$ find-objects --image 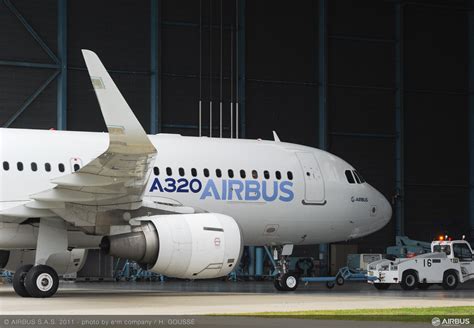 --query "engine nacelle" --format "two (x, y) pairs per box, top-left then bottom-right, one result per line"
(0, 249), (88, 275)
(101, 213), (243, 279)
